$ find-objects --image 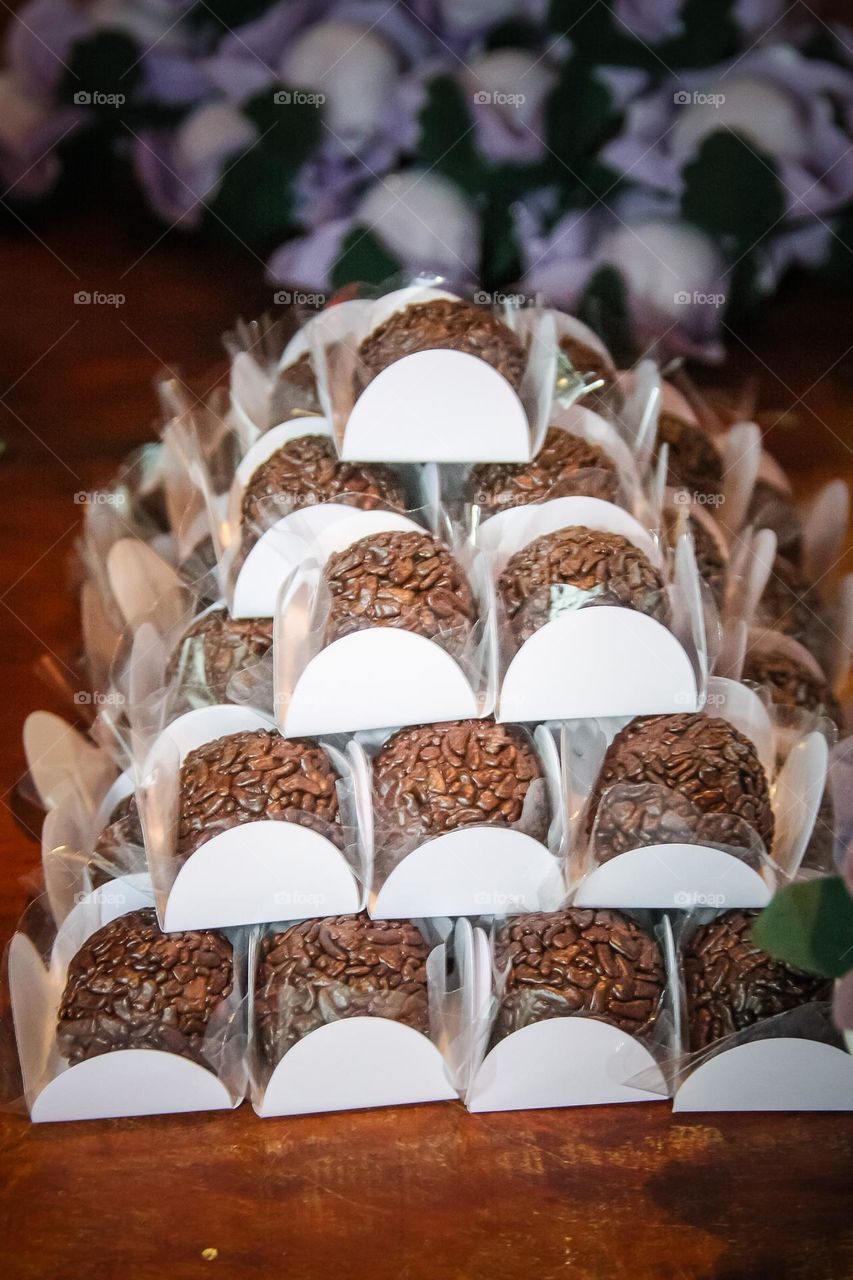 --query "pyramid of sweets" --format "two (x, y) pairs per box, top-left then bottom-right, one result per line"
(8, 283), (853, 1123)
